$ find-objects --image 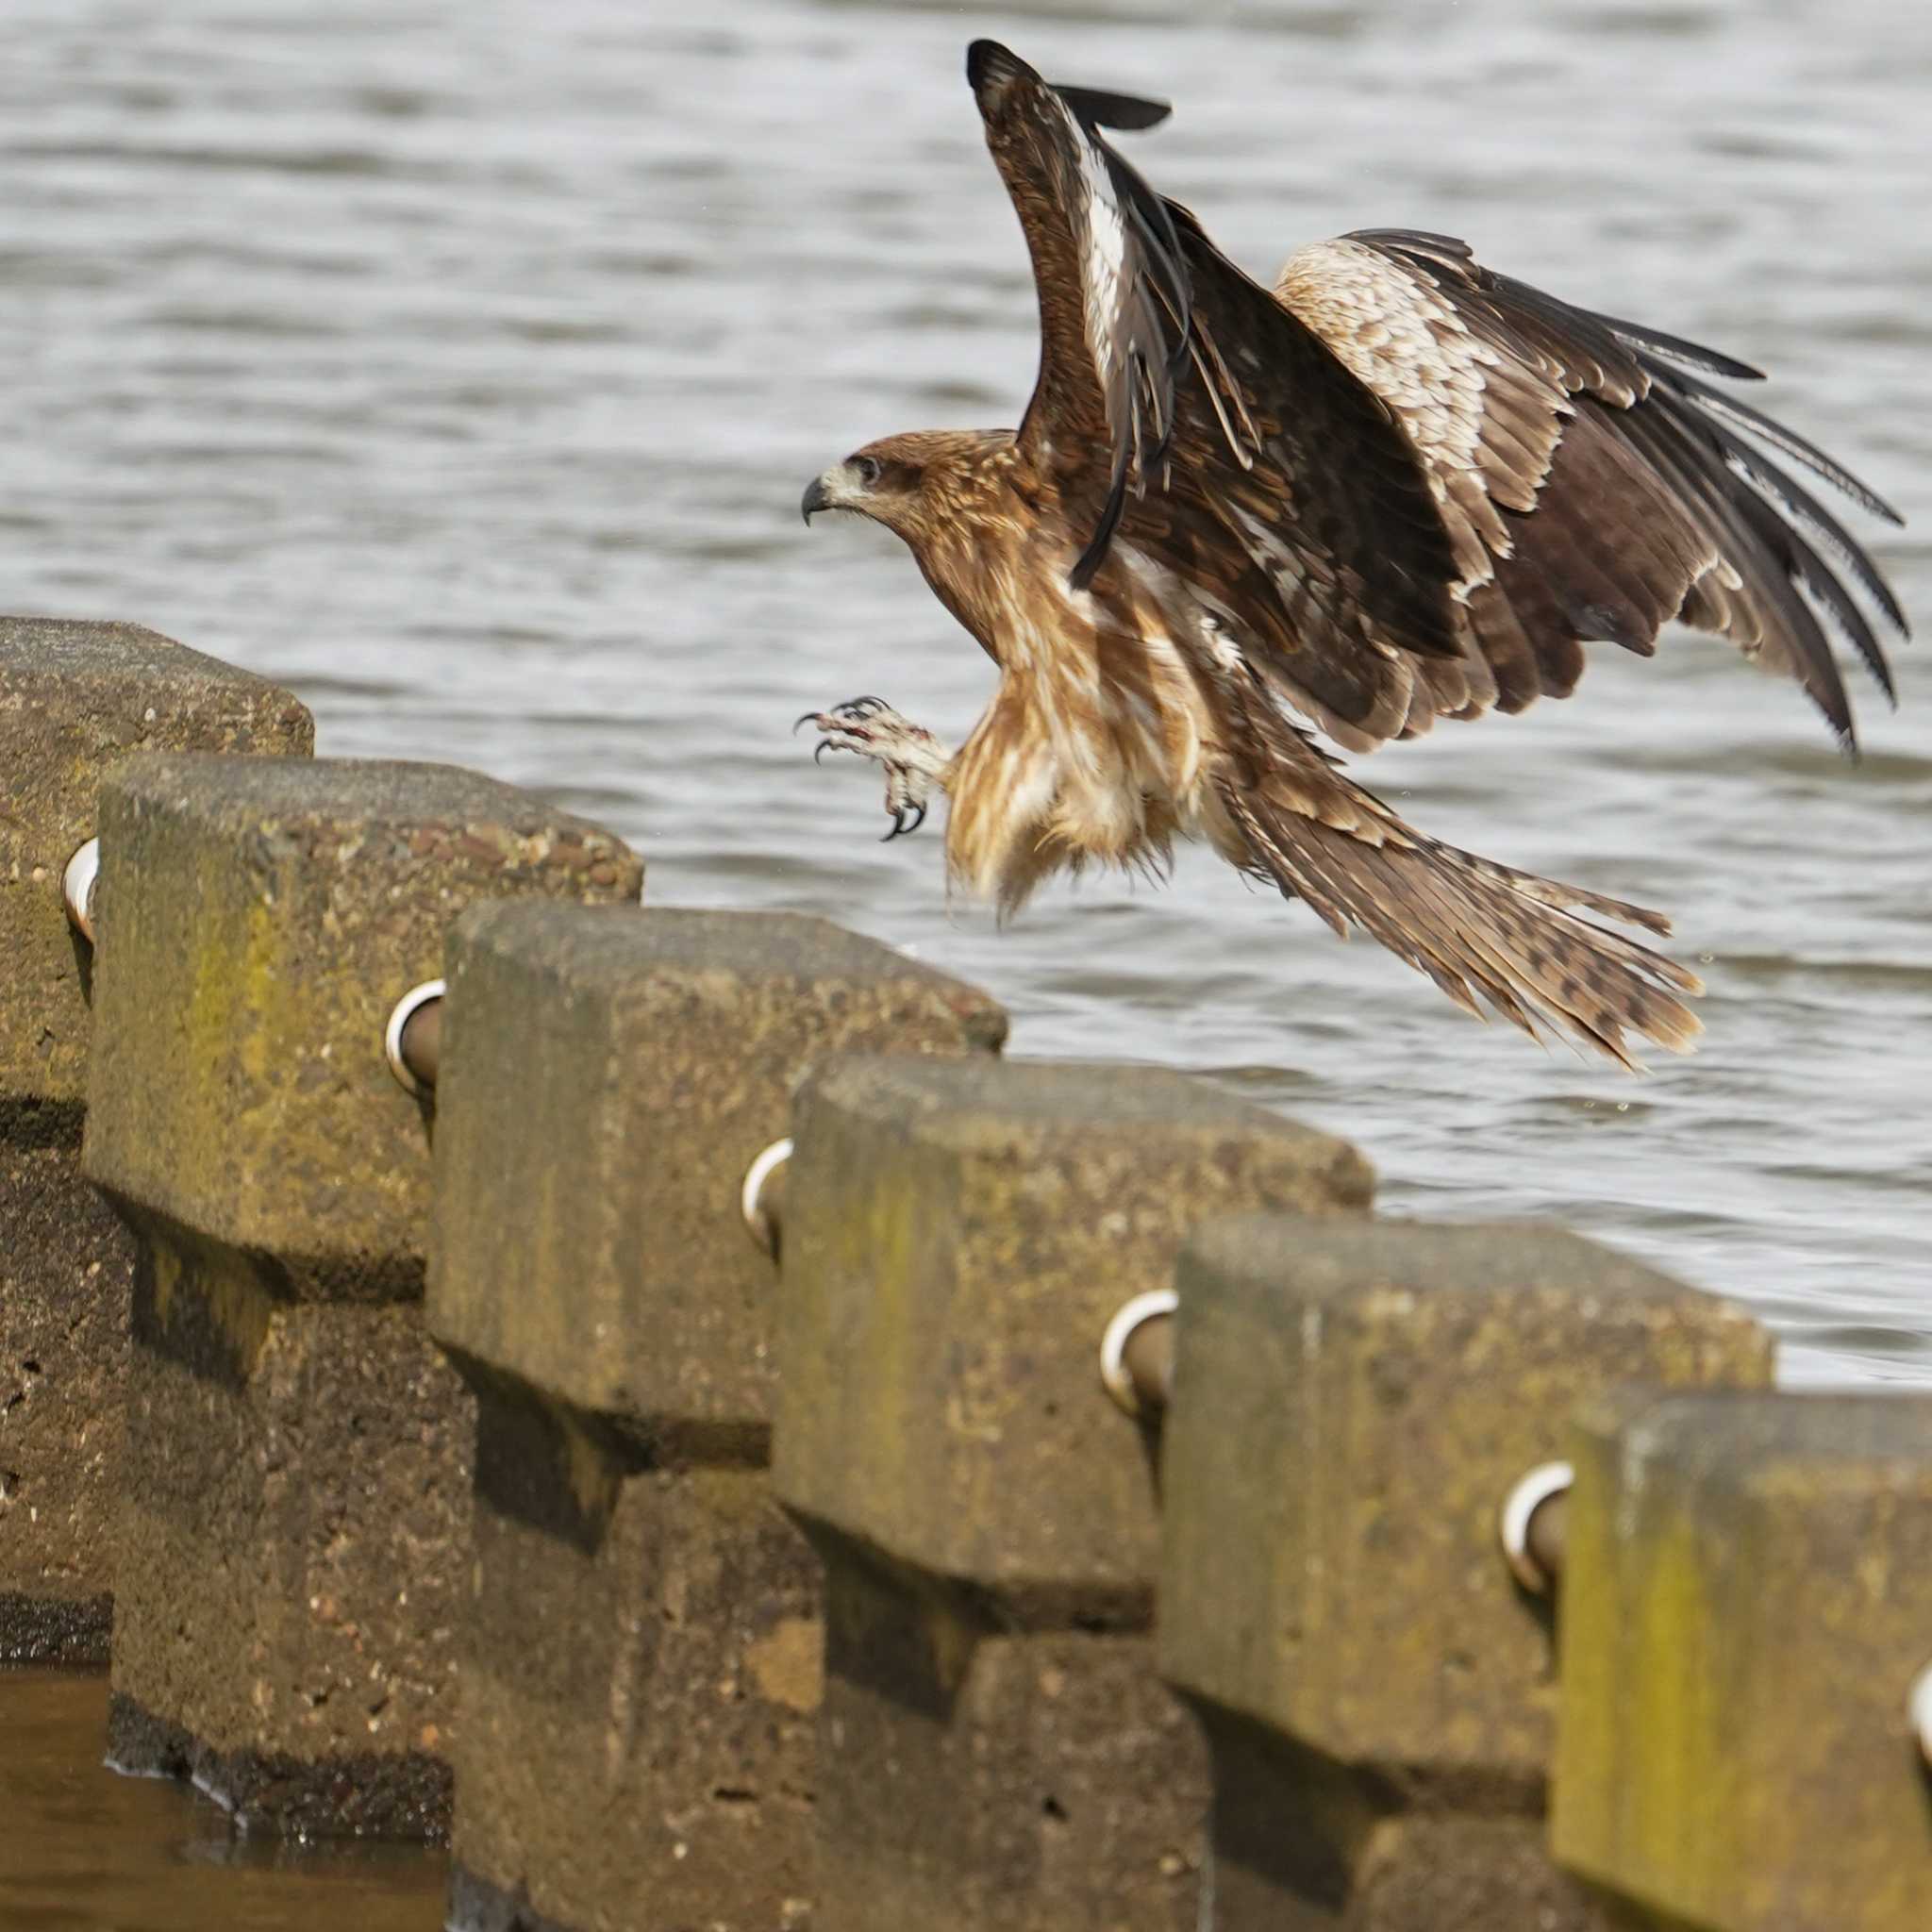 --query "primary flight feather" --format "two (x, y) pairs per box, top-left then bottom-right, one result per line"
(799, 39), (1906, 1070)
